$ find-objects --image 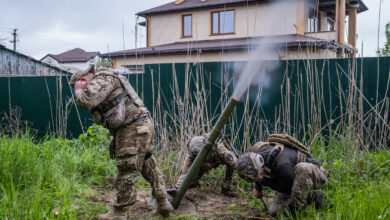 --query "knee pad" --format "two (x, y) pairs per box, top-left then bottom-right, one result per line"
(116, 155), (139, 172)
(116, 173), (140, 186)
